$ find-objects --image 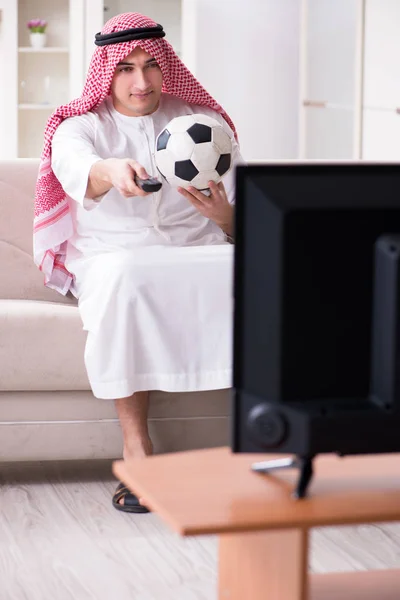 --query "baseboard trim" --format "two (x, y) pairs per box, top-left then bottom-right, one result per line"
(0, 416), (230, 462)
